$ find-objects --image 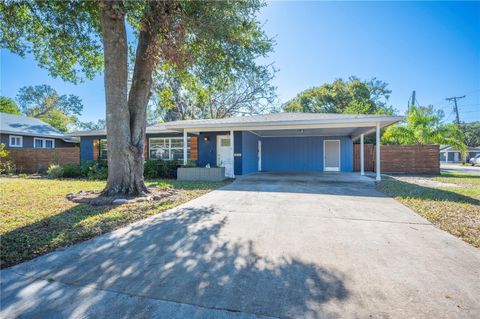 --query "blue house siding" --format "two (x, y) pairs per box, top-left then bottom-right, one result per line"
(79, 131), (354, 174)
(234, 131), (242, 176)
(80, 136), (95, 162)
(260, 136), (353, 172)
(197, 131), (243, 175)
(241, 131), (259, 175)
(198, 131), (225, 168)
